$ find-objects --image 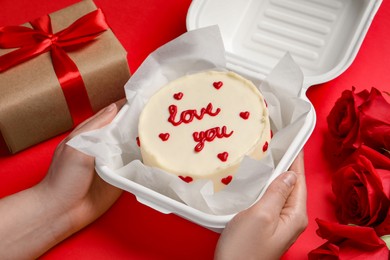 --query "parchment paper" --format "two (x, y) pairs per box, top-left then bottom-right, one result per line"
(68, 26), (311, 215)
